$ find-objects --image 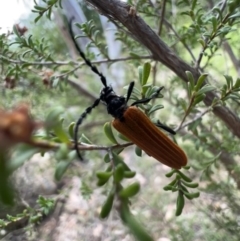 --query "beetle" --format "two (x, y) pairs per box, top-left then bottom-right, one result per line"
(69, 20), (187, 169)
